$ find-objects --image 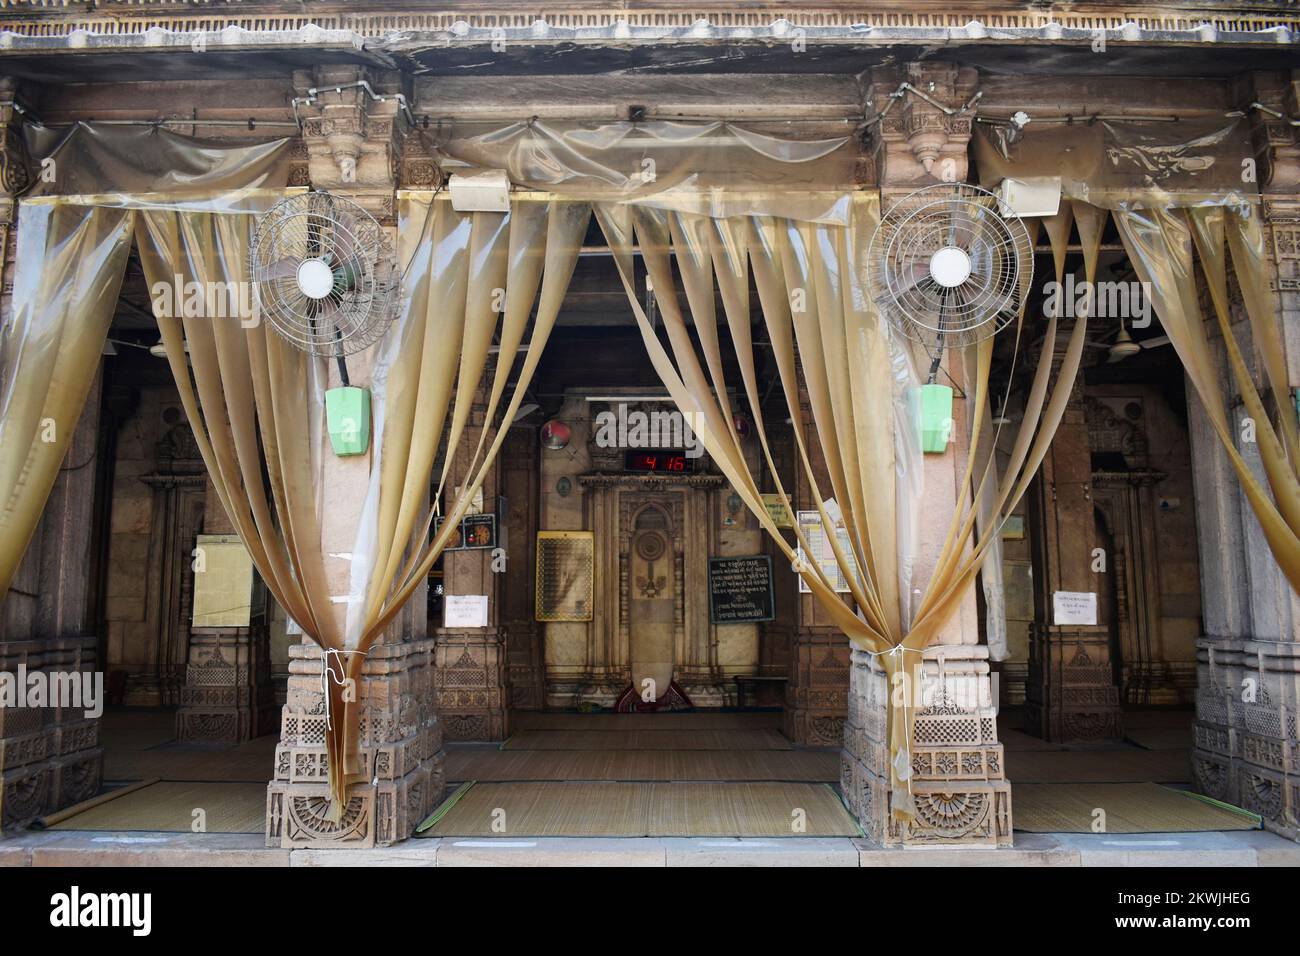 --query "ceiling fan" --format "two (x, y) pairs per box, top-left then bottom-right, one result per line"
(1084, 320), (1172, 363)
